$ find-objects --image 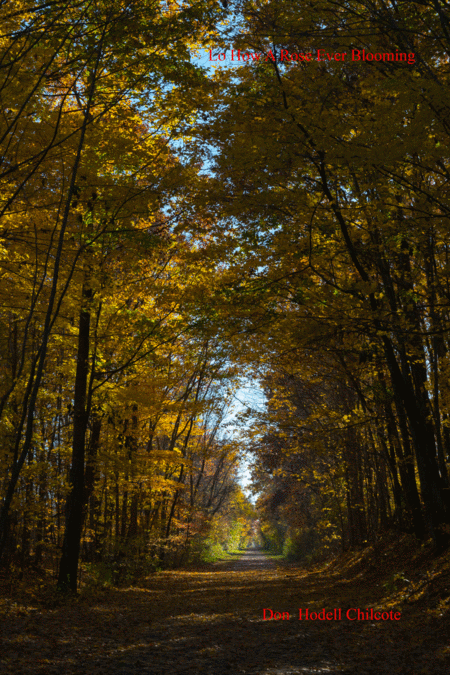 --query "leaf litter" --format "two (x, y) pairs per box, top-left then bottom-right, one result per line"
(1, 540), (450, 675)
